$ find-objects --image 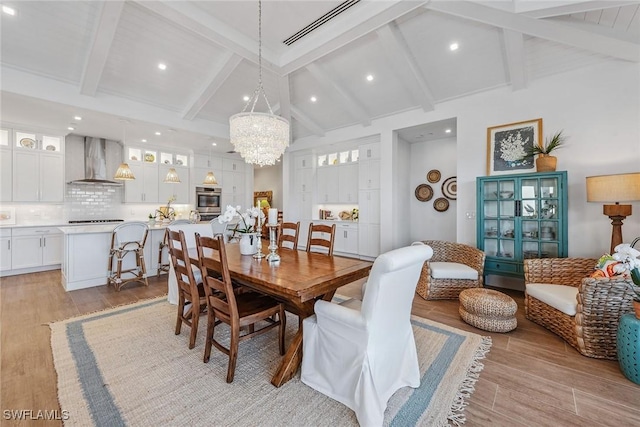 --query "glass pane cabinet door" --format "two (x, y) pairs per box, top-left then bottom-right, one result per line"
(477, 171), (567, 279)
